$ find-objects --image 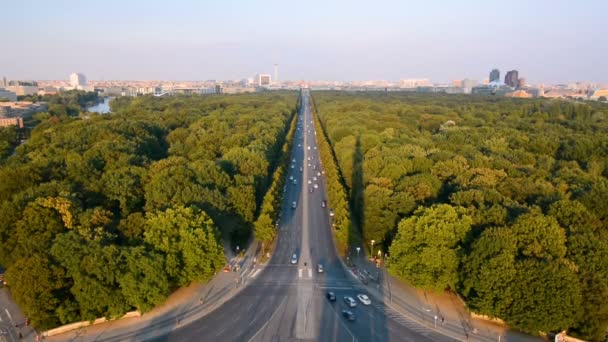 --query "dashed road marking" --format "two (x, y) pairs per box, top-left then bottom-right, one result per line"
(4, 309), (11, 322)
(298, 269), (303, 278)
(250, 269), (261, 278)
(308, 269), (312, 278)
